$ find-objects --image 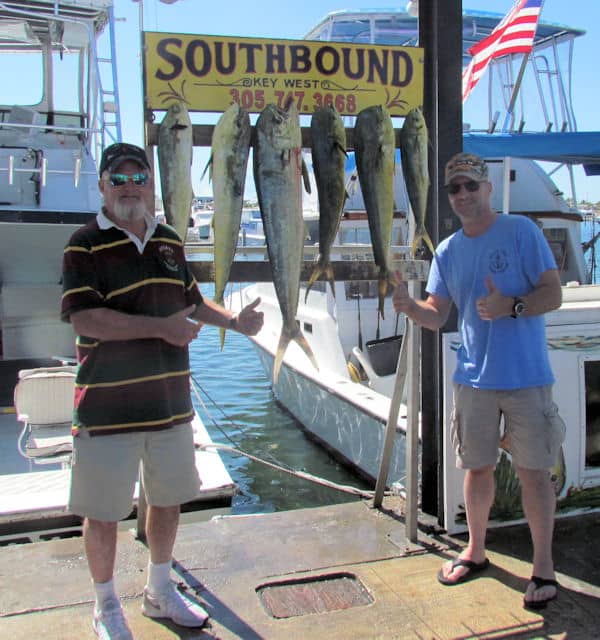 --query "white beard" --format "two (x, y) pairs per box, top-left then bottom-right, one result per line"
(114, 198), (148, 223)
